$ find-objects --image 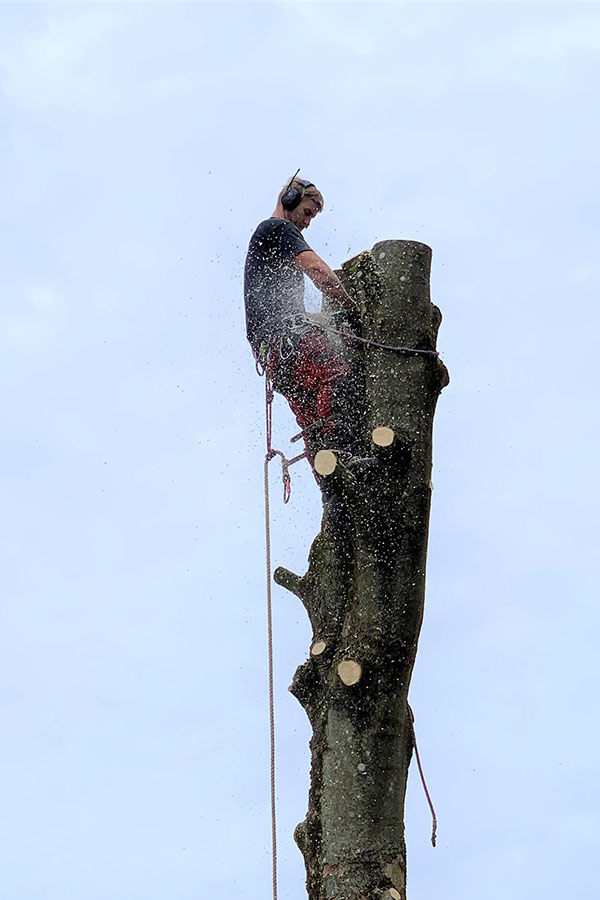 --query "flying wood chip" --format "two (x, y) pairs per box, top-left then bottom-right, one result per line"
(311, 640), (326, 656)
(337, 659), (362, 685)
(314, 449), (337, 476)
(372, 426), (395, 447)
